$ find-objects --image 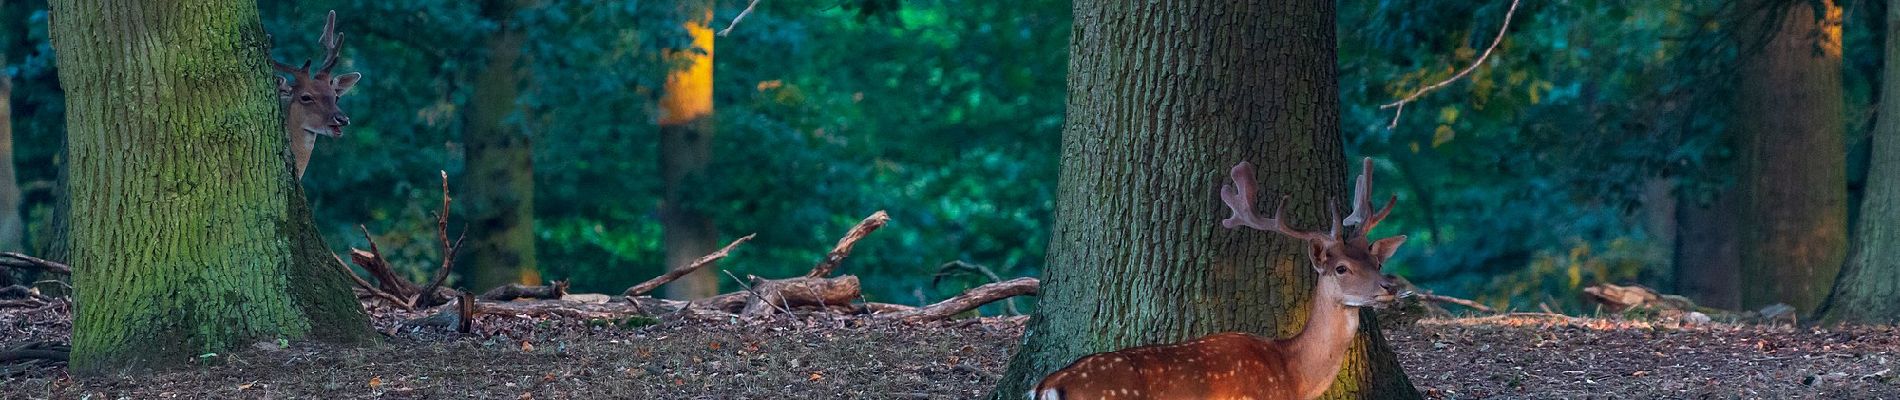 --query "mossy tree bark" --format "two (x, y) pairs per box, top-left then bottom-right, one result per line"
(461, 0), (540, 293)
(48, 0), (374, 373)
(658, 5), (720, 300)
(989, 0), (1418, 398)
(1818, 0), (1900, 324)
(1733, 0), (1848, 315)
